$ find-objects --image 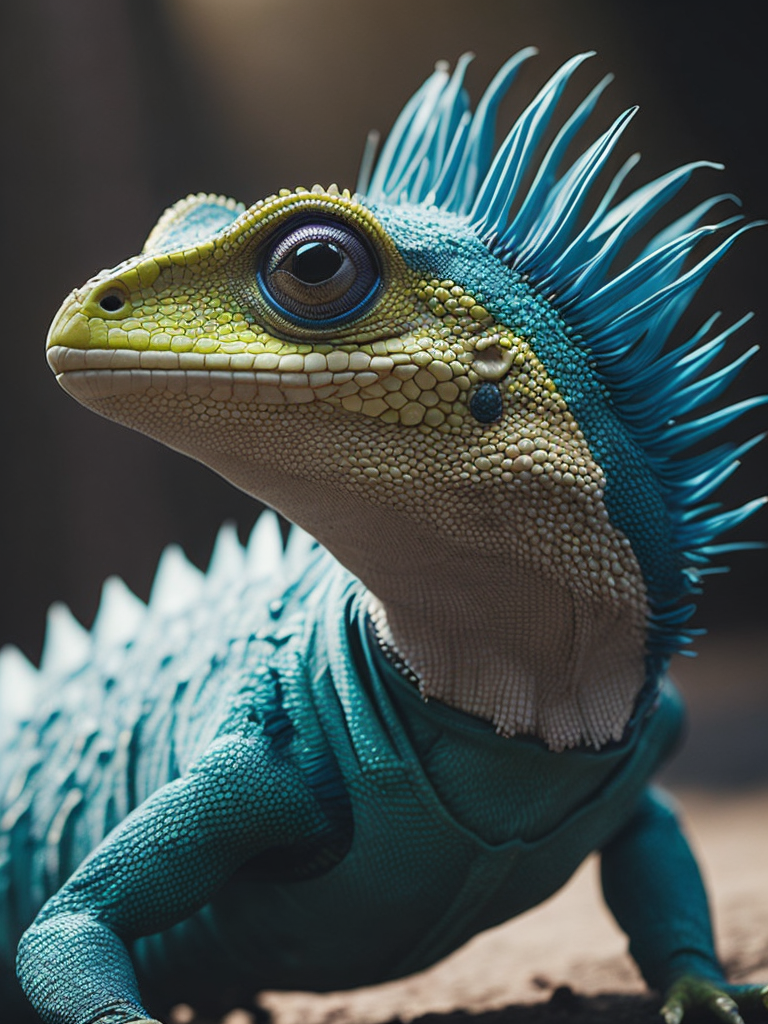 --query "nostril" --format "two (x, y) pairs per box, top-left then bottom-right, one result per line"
(99, 291), (126, 313)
